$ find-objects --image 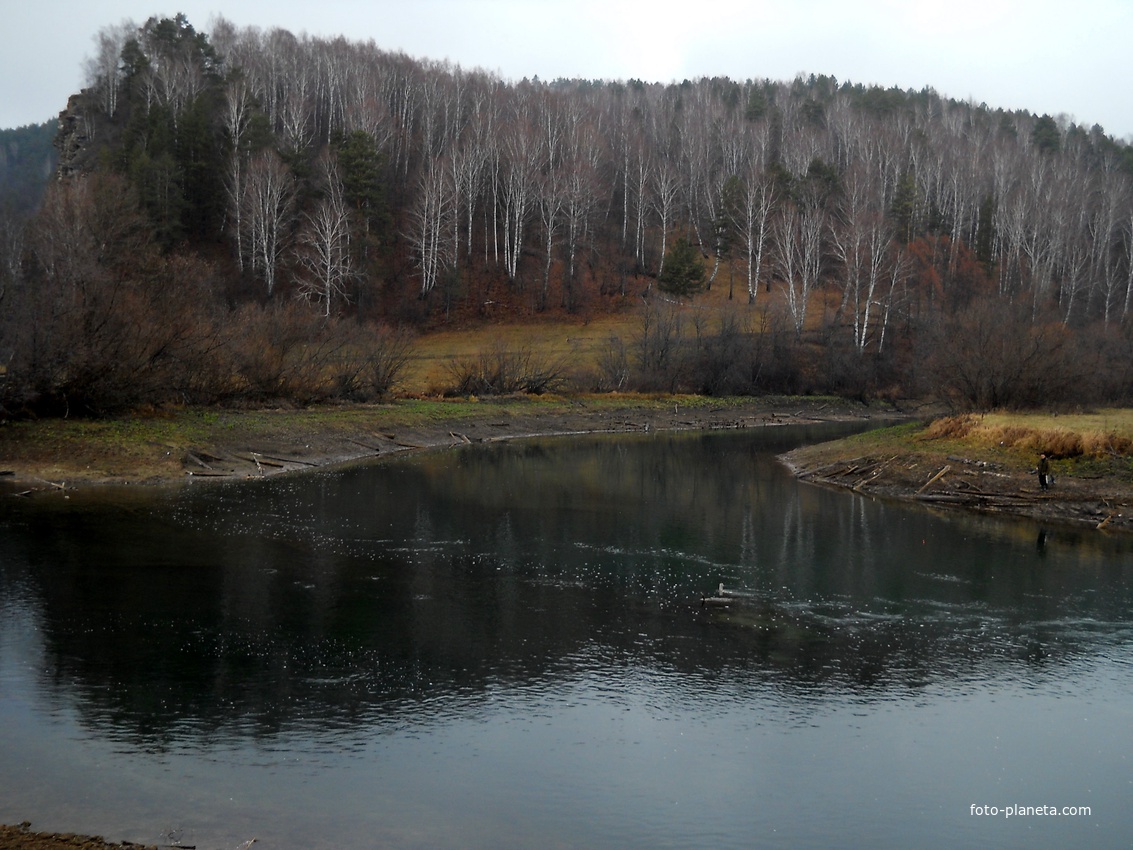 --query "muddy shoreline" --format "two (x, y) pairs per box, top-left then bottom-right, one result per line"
(0, 396), (891, 493)
(0, 823), (168, 850)
(4, 396), (1131, 535)
(784, 443), (1133, 533)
